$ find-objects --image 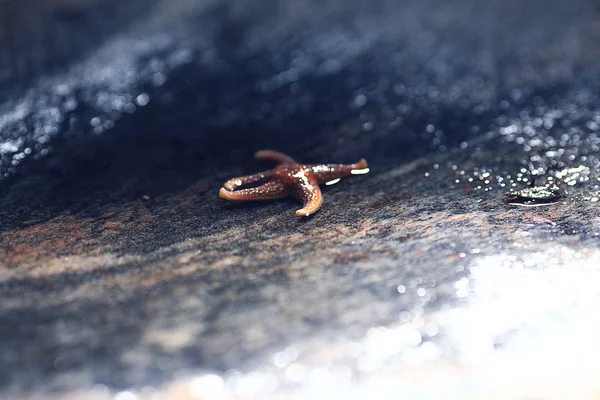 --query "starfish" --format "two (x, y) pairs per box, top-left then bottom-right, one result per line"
(219, 150), (370, 216)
